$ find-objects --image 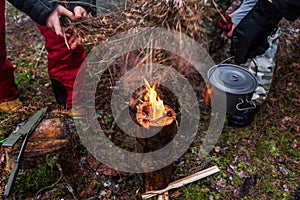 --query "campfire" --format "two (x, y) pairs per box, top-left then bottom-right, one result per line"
(135, 79), (177, 193)
(144, 79), (166, 120)
(135, 80), (220, 199)
(137, 79), (176, 128)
